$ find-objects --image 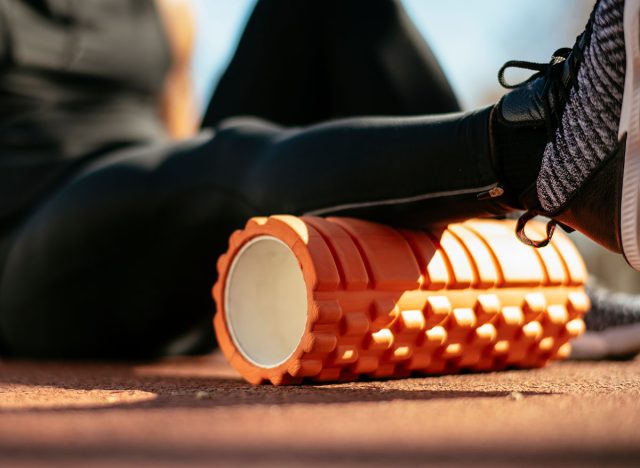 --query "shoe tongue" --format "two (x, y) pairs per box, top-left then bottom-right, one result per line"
(499, 77), (548, 124)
